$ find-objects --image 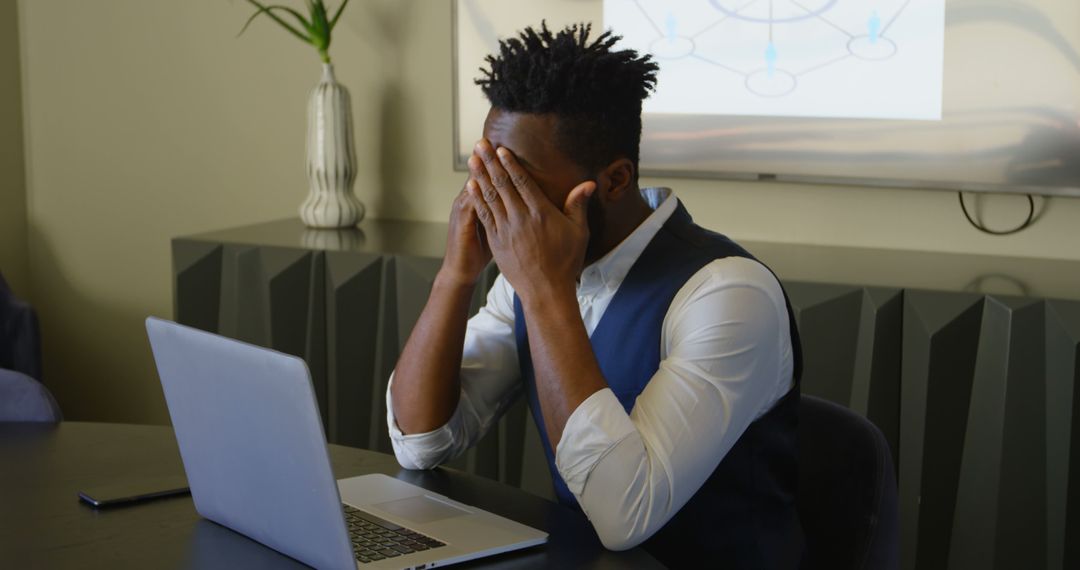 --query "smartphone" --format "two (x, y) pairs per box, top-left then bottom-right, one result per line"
(78, 474), (190, 508)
